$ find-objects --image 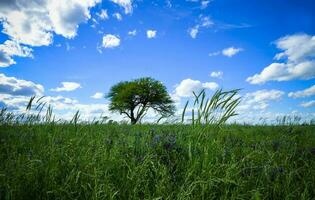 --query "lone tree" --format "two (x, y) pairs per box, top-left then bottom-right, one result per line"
(107, 77), (175, 124)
